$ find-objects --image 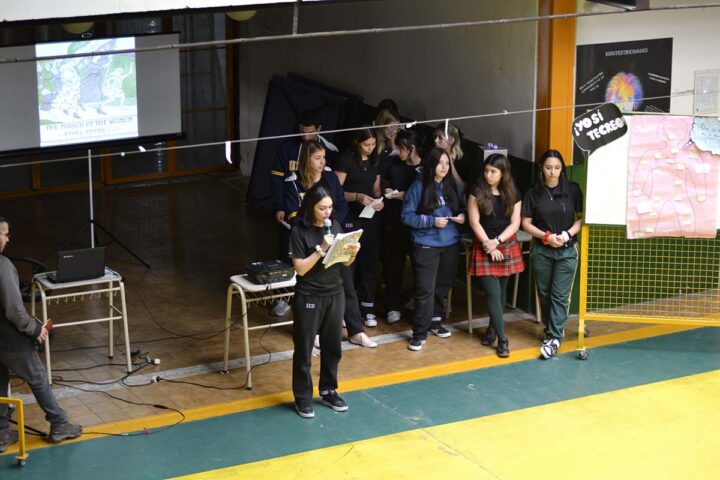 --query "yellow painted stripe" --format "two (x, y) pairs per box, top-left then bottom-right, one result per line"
(10, 324), (698, 453)
(171, 368), (720, 480)
(270, 170), (285, 176)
